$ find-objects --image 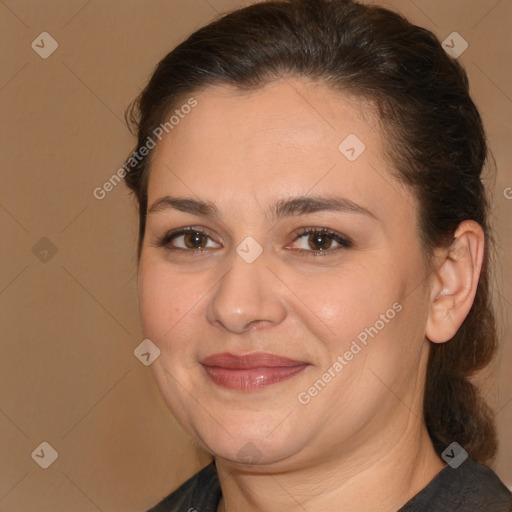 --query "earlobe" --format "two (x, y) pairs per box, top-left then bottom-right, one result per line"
(425, 220), (485, 344)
